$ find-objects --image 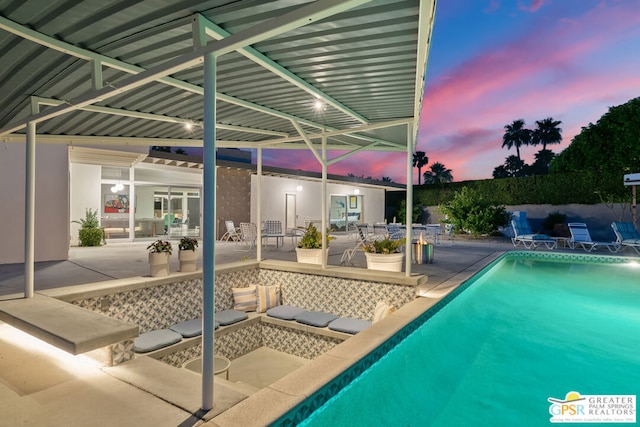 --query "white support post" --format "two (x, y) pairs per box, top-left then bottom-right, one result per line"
(201, 51), (217, 411)
(24, 120), (36, 298)
(129, 167), (135, 241)
(405, 124), (413, 276)
(257, 147), (263, 261)
(321, 131), (328, 268)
